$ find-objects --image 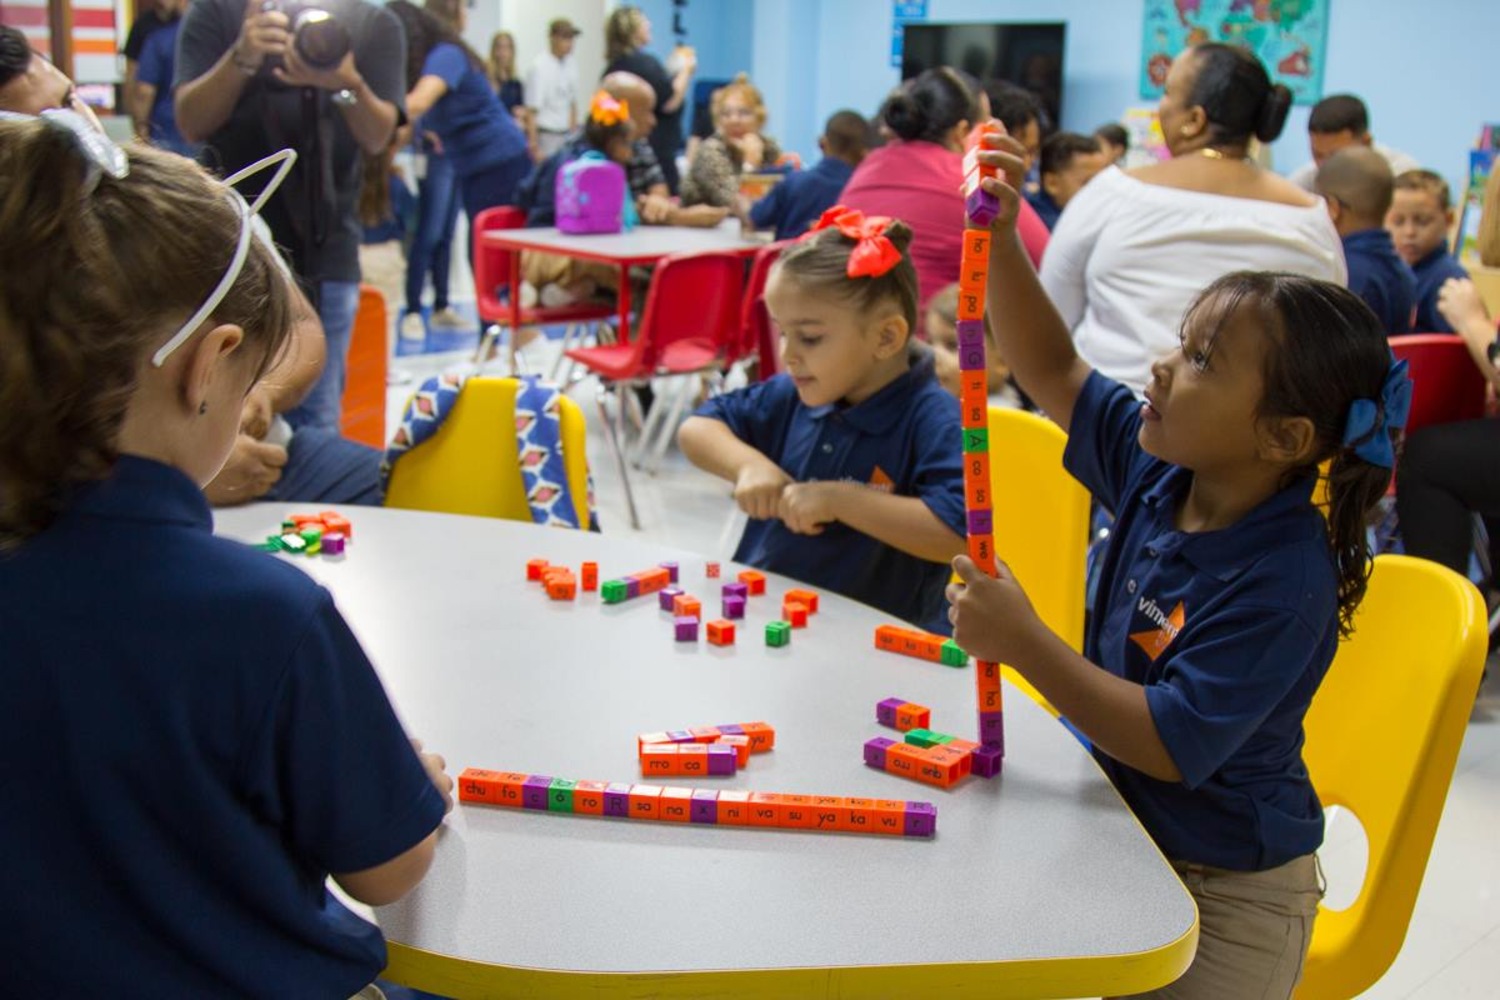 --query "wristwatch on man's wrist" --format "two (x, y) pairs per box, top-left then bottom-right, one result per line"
(331, 87), (358, 107)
